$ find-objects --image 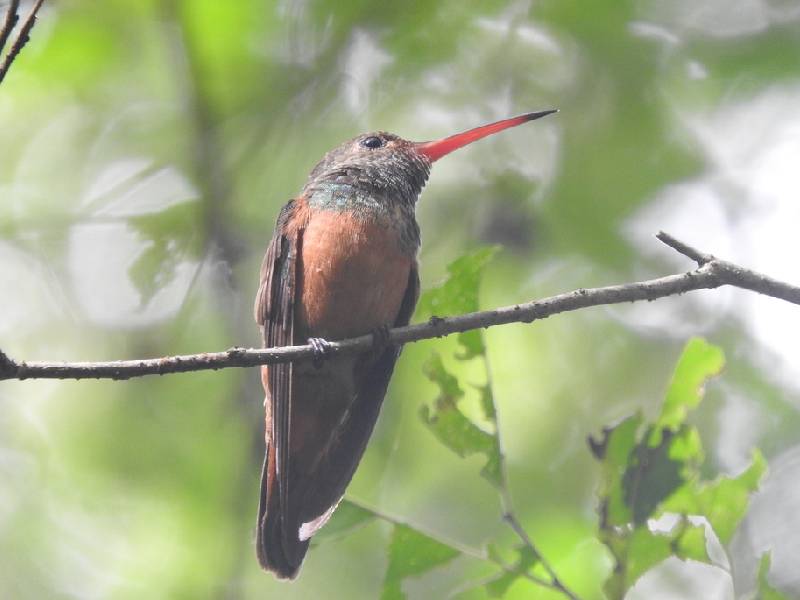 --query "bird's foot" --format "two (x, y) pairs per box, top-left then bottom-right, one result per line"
(307, 337), (332, 368)
(371, 324), (392, 352)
